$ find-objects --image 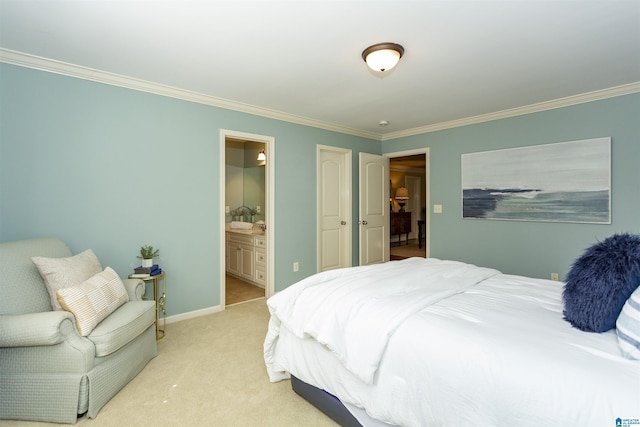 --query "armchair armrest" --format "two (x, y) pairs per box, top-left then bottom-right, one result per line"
(123, 278), (145, 301)
(0, 311), (77, 347)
